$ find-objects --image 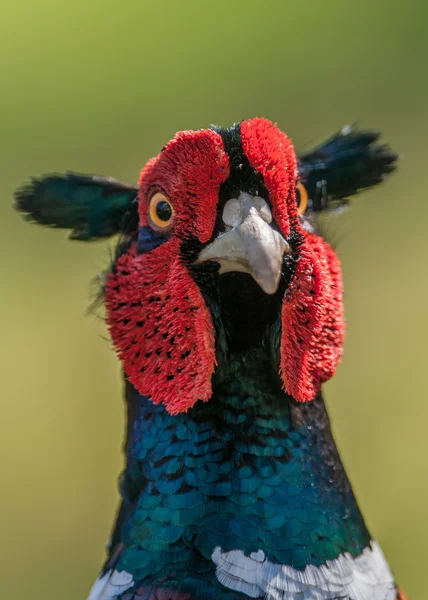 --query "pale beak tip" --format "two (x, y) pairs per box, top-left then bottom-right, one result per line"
(193, 194), (290, 295)
(256, 275), (280, 295)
